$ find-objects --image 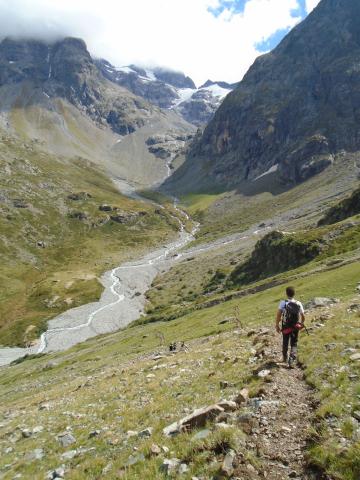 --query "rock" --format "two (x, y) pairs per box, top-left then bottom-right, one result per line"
(305, 297), (339, 309)
(150, 443), (162, 456)
(67, 192), (92, 201)
(126, 430), (138, 438)
(69, 211), (88, 220)
(138, 427), (153, 438)
(21, 428), (32, 438)
(57, 432), (76, 447)
(347, 303), (360, 313)
(43, 361), (58, 370)
(179, 463), (189, 474)
(258, 369), (271, 378)
(217, 400), (238, 412)
(289, 471), (298, 478)
(33, 425), (44, 434)
(220, 449), (236, 477)
(13, 199), (29, 208)
(353, 411), (360, 422)
(160, 458), (181, 475)
(220, 381), (234, 389)
(325, 343), (337, 351)
(215, 422), (231, 430)
(235, 388), (249, 405)
(88, 430), (100, 438)
(61, 450), (77, 460)
(125, 453), (145, 466)
(192, 429), (211, 441)
(102, 463), (113, 475)
(39, 402), (50, 411)
(28, 448), (44, 460)
(47, 467), (65, 479)
(99, 204), (112, 212)
(237, 413), (256, 434)
(163, 405), (224, 436)
(350, 352), (360, 361)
